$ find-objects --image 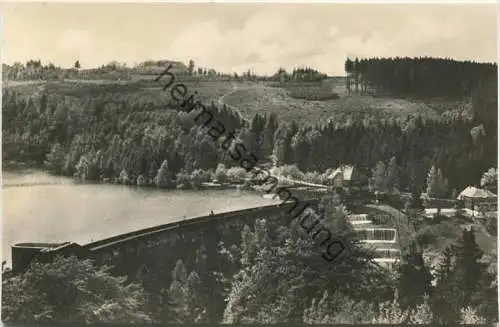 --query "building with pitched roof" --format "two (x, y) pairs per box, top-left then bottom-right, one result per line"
(326, 165), (366, 188)
(457, 186), (497, 218)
